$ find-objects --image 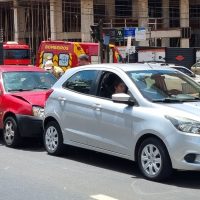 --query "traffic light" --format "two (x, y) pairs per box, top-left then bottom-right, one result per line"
(90, 20), (104, 42)
(90, 25), (101, 42)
